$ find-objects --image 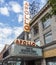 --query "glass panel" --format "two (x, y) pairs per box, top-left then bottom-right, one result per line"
(34, 28), (39, 35)
(16, 61), (21, 65)
(27, 33), (31, 40)
(43, 19), (51, 29)
(47, 62), (56, 65)
(55, 62), (56, 65)
(44, 31), (52, 44)
(7, 61), (21, 65)
(45, 35), (52, 44)
(29, 33), (31, 39)
(33, 24), (39, 35)
(34, 38), (40, 46)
